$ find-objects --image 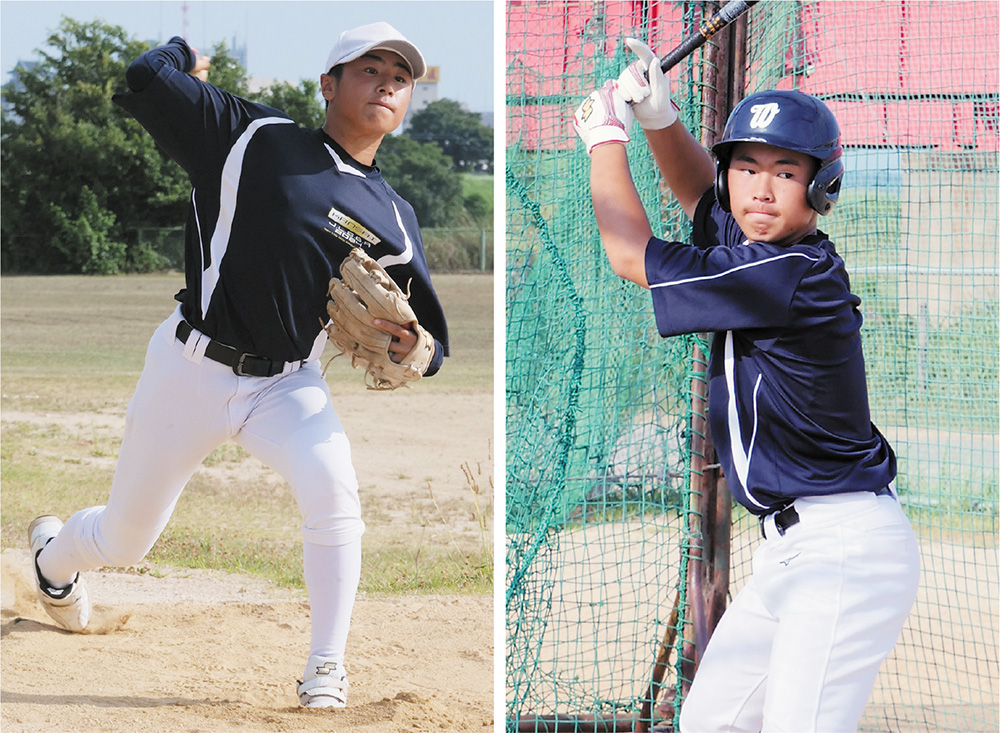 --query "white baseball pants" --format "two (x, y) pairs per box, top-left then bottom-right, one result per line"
(38, 307), (364, 663)
(679, 490), (920, 733)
